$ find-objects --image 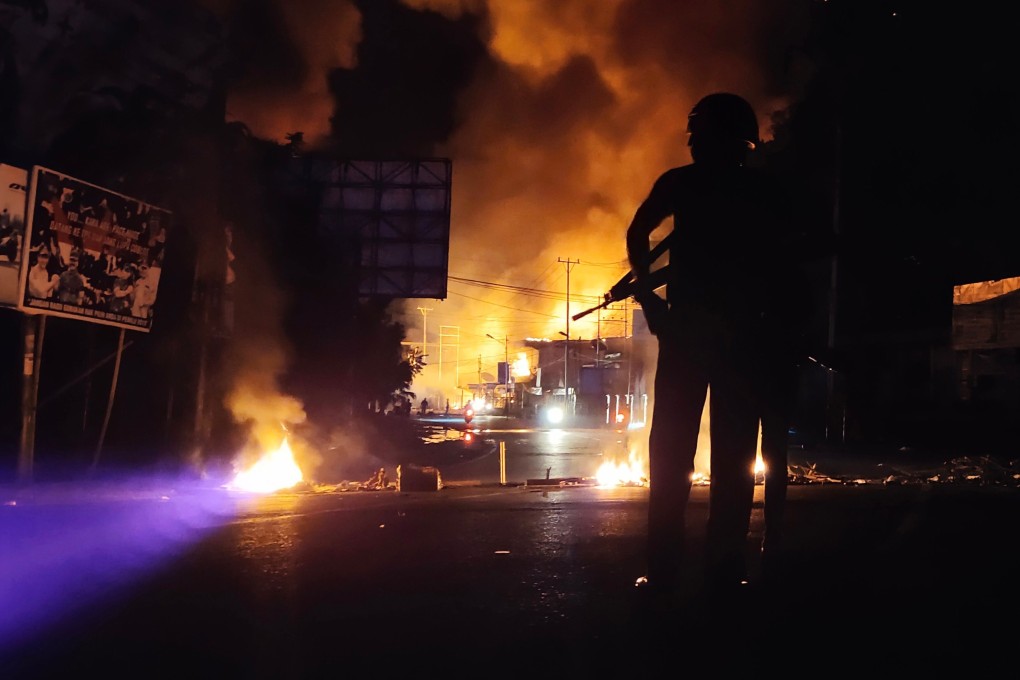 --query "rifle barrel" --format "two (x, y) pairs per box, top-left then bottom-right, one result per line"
(572, 299), (609, 322)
